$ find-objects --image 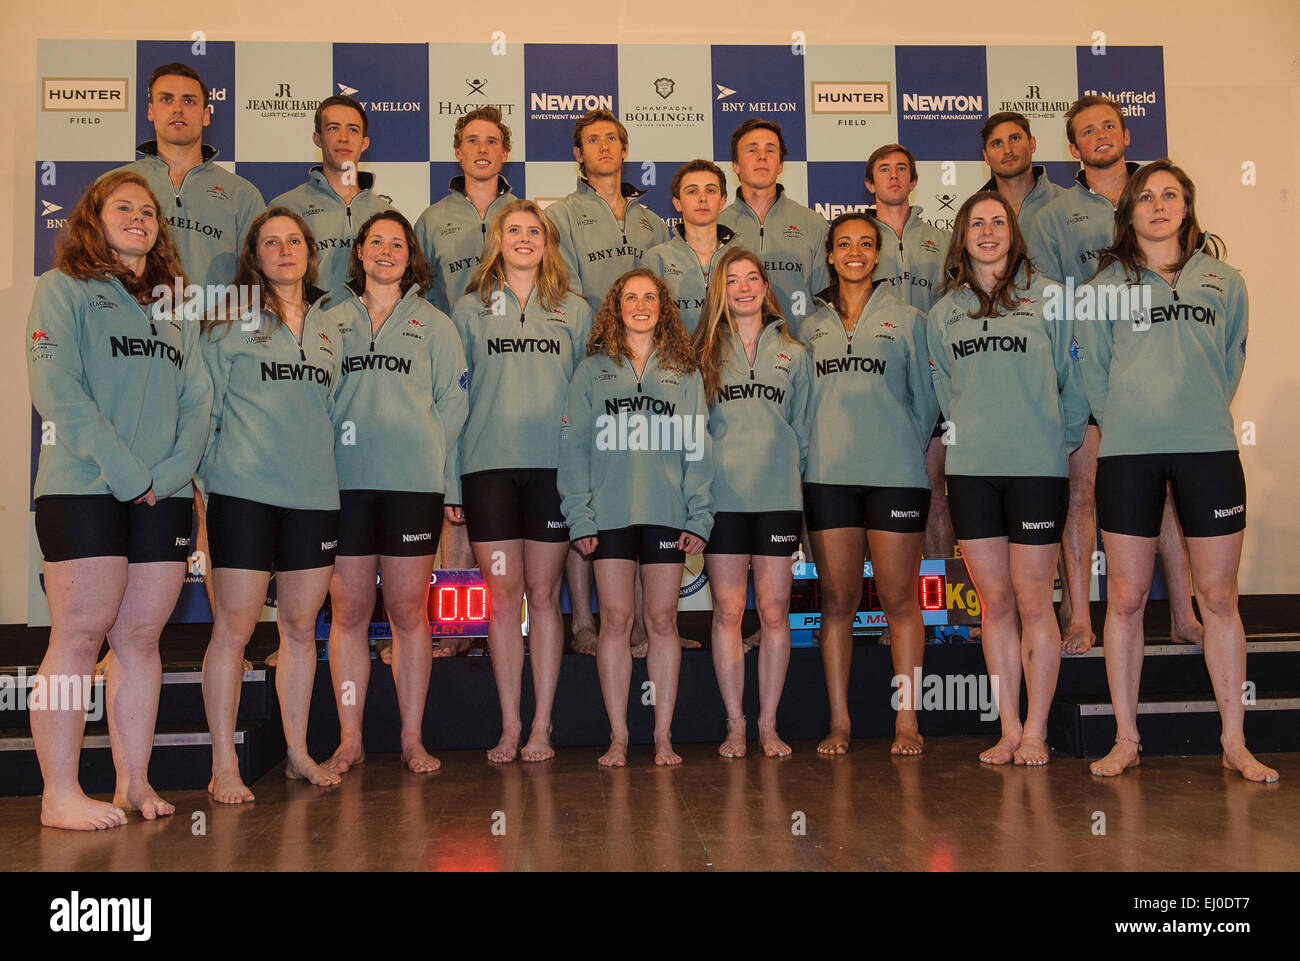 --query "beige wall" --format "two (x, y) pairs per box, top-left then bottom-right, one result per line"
(3, 1), (1297, 622)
